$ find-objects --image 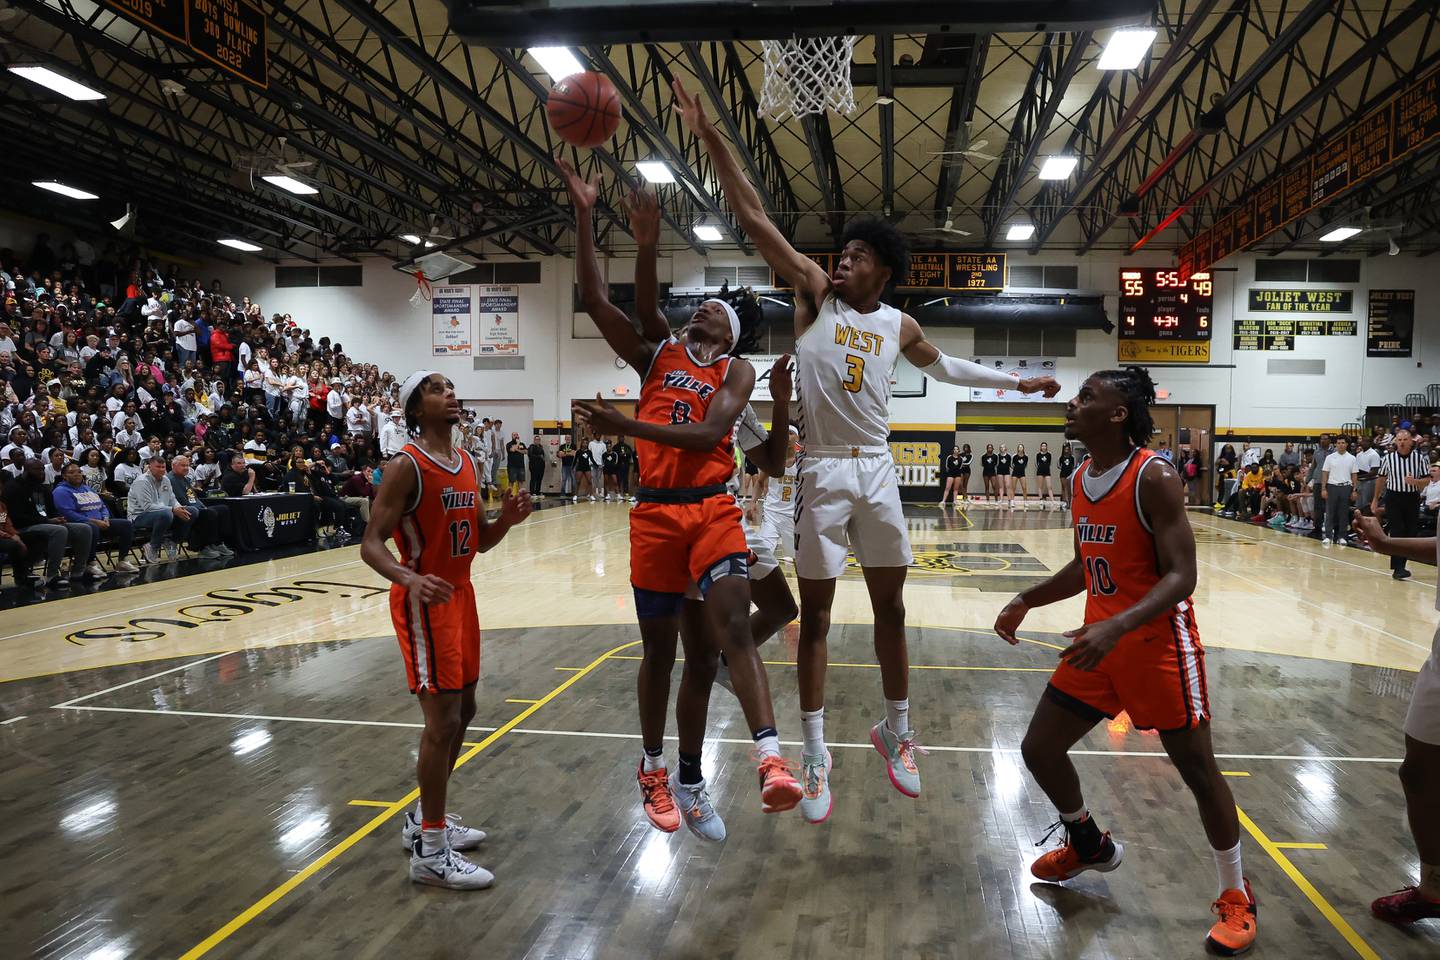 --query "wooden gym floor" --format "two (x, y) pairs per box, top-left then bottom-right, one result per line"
(2, 501), (1438, 959)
